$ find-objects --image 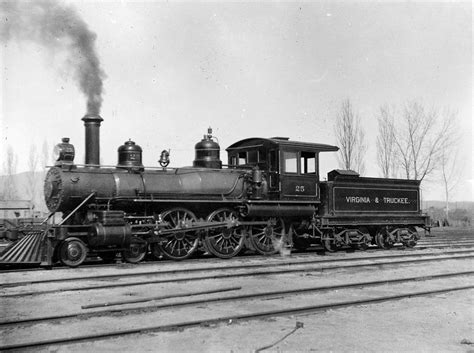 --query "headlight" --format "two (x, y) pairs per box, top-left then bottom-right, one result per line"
(54, 137), (75, 165)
